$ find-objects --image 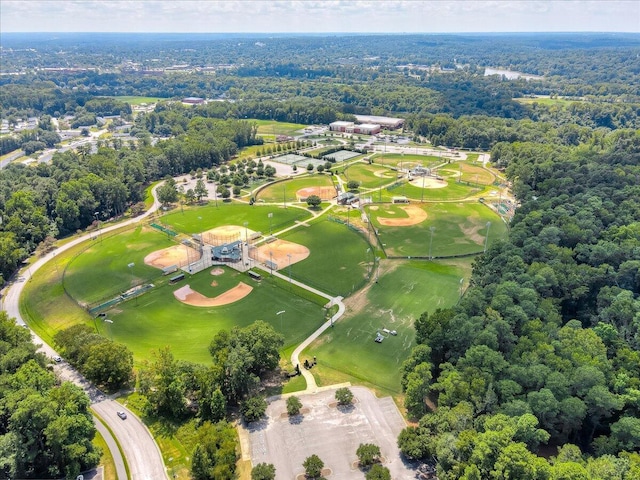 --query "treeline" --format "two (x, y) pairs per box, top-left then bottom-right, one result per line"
(406, 111), (640, 151)
(0, 117), (260, 280)
(398, 131), (640, 477)
(0, 313), (101, 478)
